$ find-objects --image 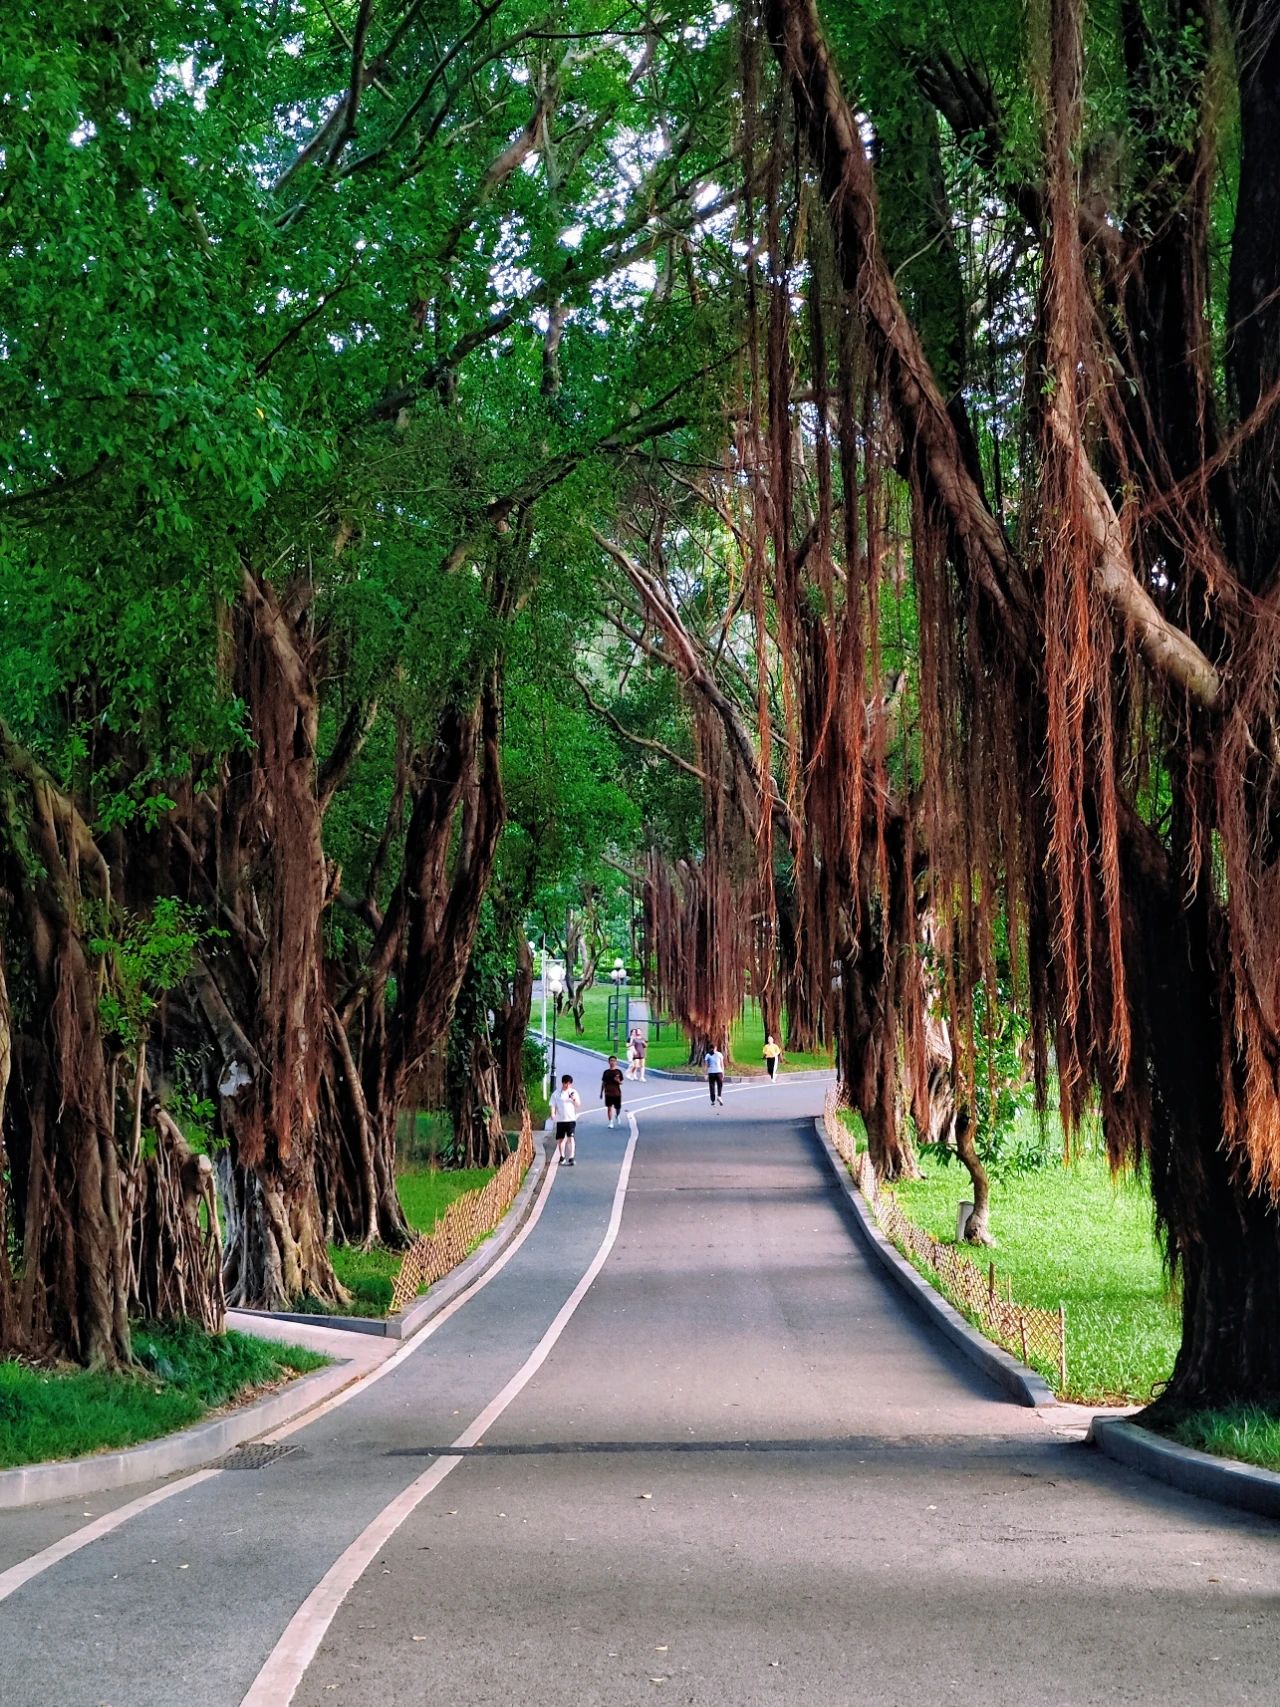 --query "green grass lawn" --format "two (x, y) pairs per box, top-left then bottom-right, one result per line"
(550, 985), (833, 1074)
(325, 1163), (498, 1317)
(550, 985), (692, 1070)
(0, 1320), (328, 1470)
(729, 1002), (834, 1073)
(885, 1151), (1179, 1404)
(1154, 1406), (1280, 1473)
